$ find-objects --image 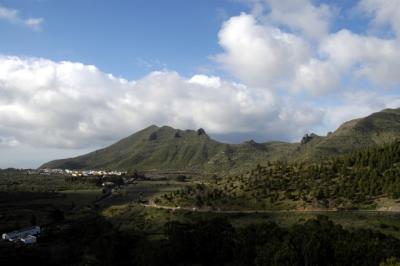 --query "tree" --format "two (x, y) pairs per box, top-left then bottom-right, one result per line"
(380, 257), (400, 266)
(30, 214), (37, 226)
(48, 209), (64, 223)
